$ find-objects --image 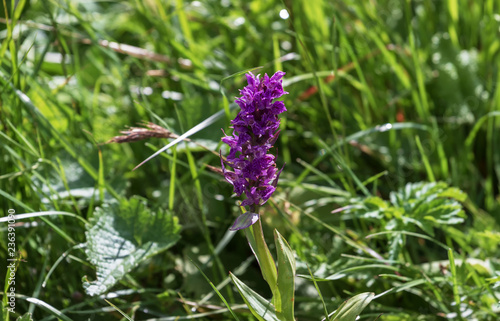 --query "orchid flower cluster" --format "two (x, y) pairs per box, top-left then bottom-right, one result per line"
(220, 71), (373, 320)
(221, 71), (287, 230)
